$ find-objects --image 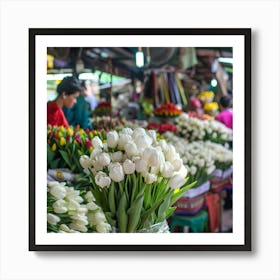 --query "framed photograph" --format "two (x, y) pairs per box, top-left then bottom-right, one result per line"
(29, 28), (251, 251)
